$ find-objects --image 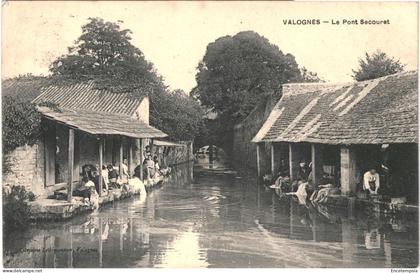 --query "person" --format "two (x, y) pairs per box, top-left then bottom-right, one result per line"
(120, 158), (130, 182)
(291, 161), (311, 192)
(92, 170), (107, 194)
(297, 161), (311, 181)
(134, 164), (142, 179)
(278, 159), (289, 177)
(363, 168), (380, 195)
(144, 145), (152, 159)
(101, 165), (109, 190)
(153, 155), (160, 174)
(146, 155), (156, 179)
(107, 164), (119, 188)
